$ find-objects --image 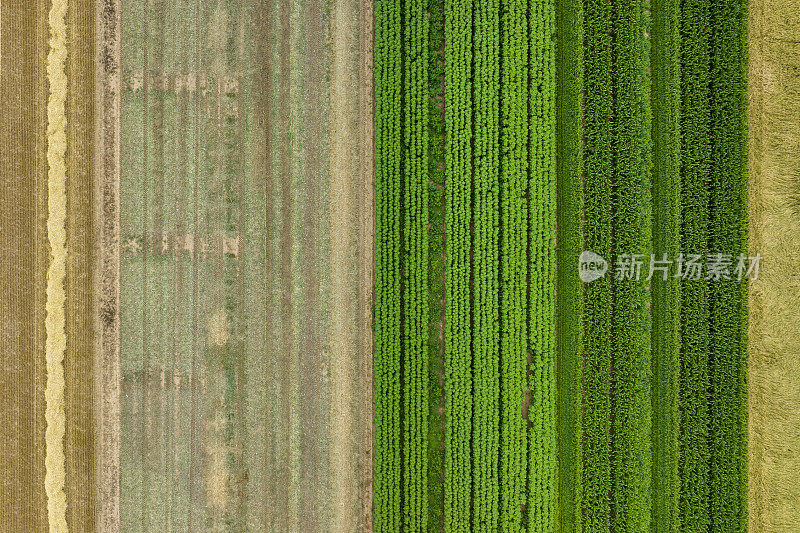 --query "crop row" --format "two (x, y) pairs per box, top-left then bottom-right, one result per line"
(374, 0), (402, 528)
(443, 0), (473, 529)
(471, 0), (501, 528)
(610, 0), (653, 530)
(708, 0), (748, 530)
(527, 0), (557, 530)
(402, 0), (430, 530)
(582, 0), (614, 527)
(581, 0), (655, 528)
(679, 0), (712, 530)
(375, 0), (433, 529)
(499, 0), (530, 530)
